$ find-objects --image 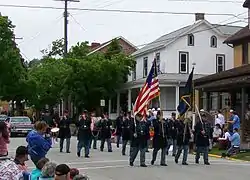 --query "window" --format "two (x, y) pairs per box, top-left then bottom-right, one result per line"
(143, 57), (148, 77)
(216, 54), (225, 73)
(156, 52), (161, 74)
(187, 34), (194, 46)
(210, 36), (217, 48)
(132, 69), (136, 81)
(242, 43), (248, 65)
(179, 52), (189, 73)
